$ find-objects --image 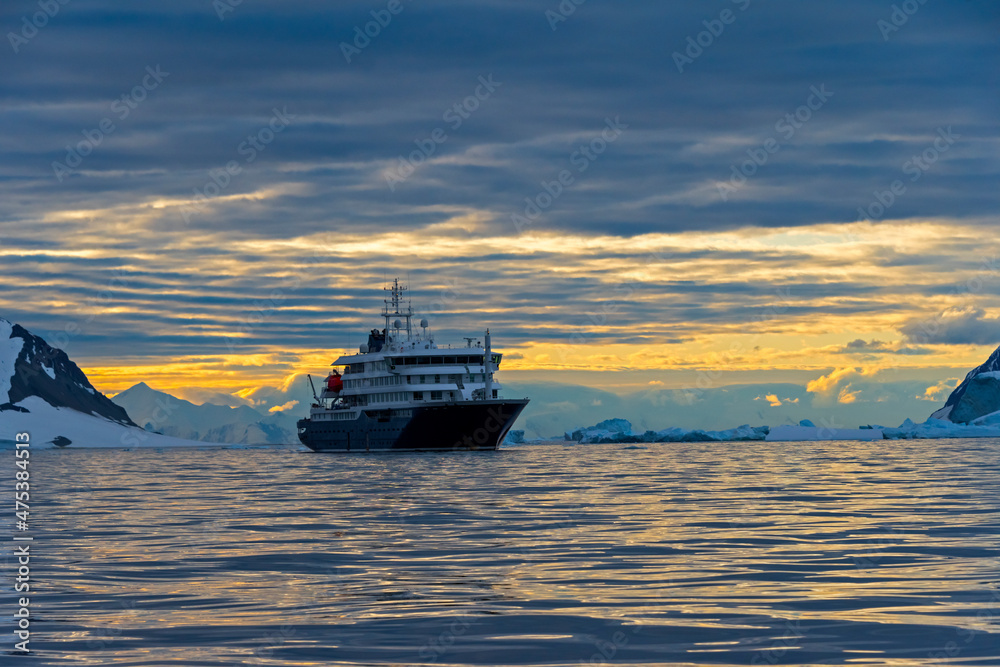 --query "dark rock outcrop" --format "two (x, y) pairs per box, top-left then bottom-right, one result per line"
(1, 319), (136, 426)
(931, 345), (1000, 423)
